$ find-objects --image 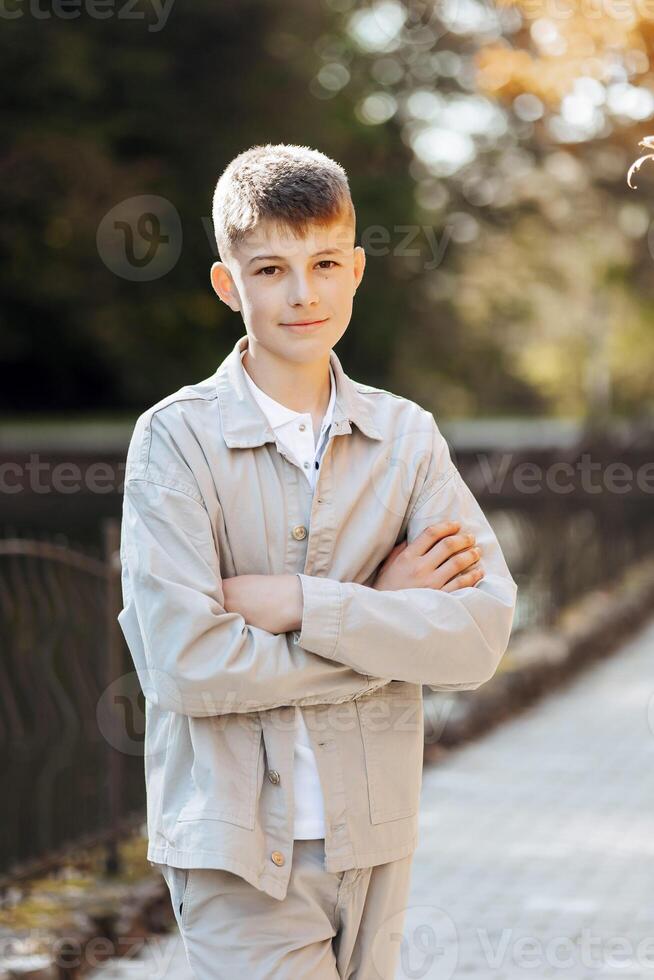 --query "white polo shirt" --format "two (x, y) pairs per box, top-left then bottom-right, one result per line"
(240, 348), (336, 839)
